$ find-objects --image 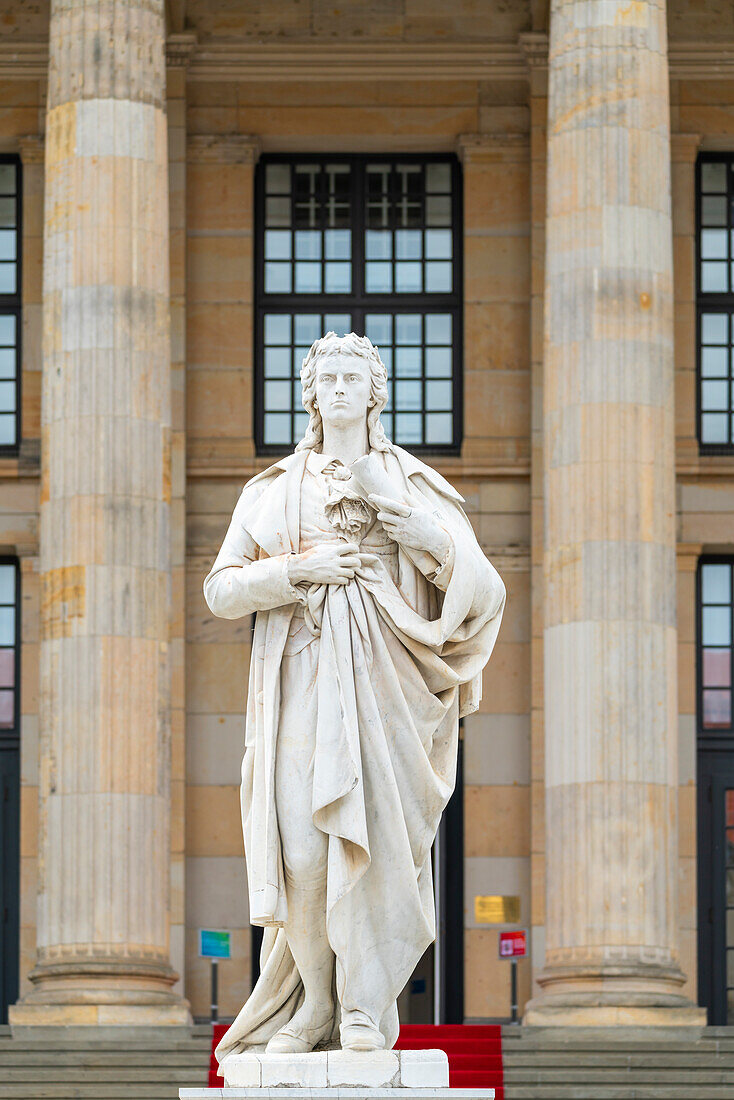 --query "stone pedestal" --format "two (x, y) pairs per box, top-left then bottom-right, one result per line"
(10, 0), (189, 1030)
(221, 1050), (449, 1090)
(182, 1093), (490, 1099)
(525, 0), (705, 1026)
